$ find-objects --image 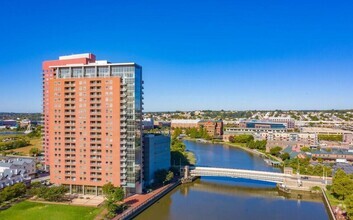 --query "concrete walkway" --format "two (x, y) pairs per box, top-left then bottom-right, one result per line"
(71, 195), (105, 207)
(113, 184), (171, 220)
